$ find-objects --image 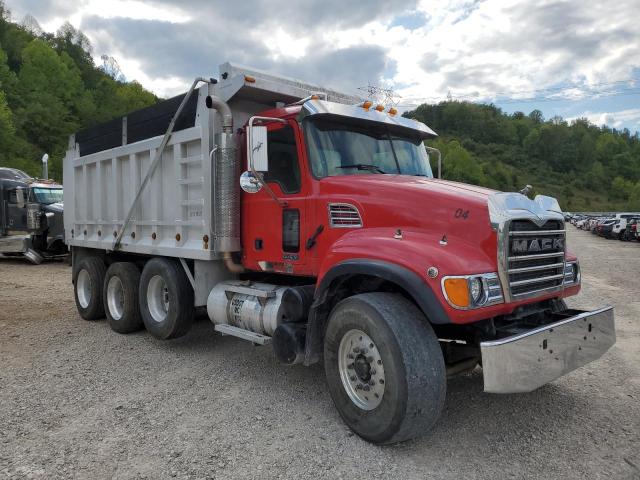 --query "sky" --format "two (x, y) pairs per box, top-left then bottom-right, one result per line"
(6, 0), (640, 133)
